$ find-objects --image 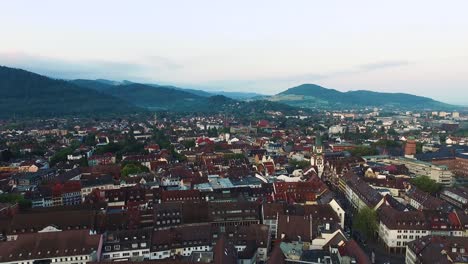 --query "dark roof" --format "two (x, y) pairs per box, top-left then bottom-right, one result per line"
(213, 235), (237, 264)
(338, 240), (371, 264)
(0, 230), (101, 262)
(407, 236), (468, 264)
(8, 208), (97, 233)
